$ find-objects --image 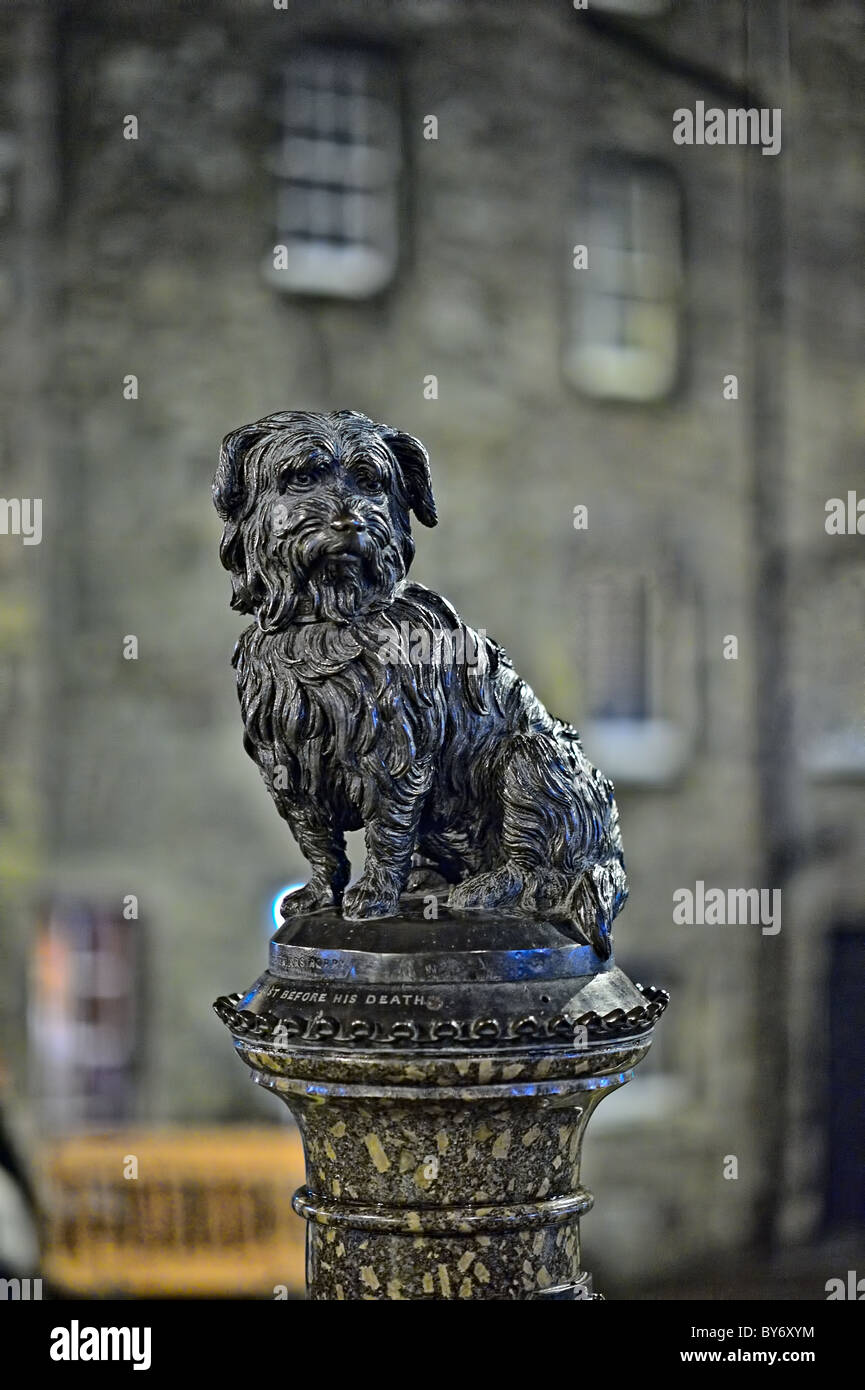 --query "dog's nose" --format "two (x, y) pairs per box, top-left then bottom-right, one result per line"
(330, 515), (366, 533)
